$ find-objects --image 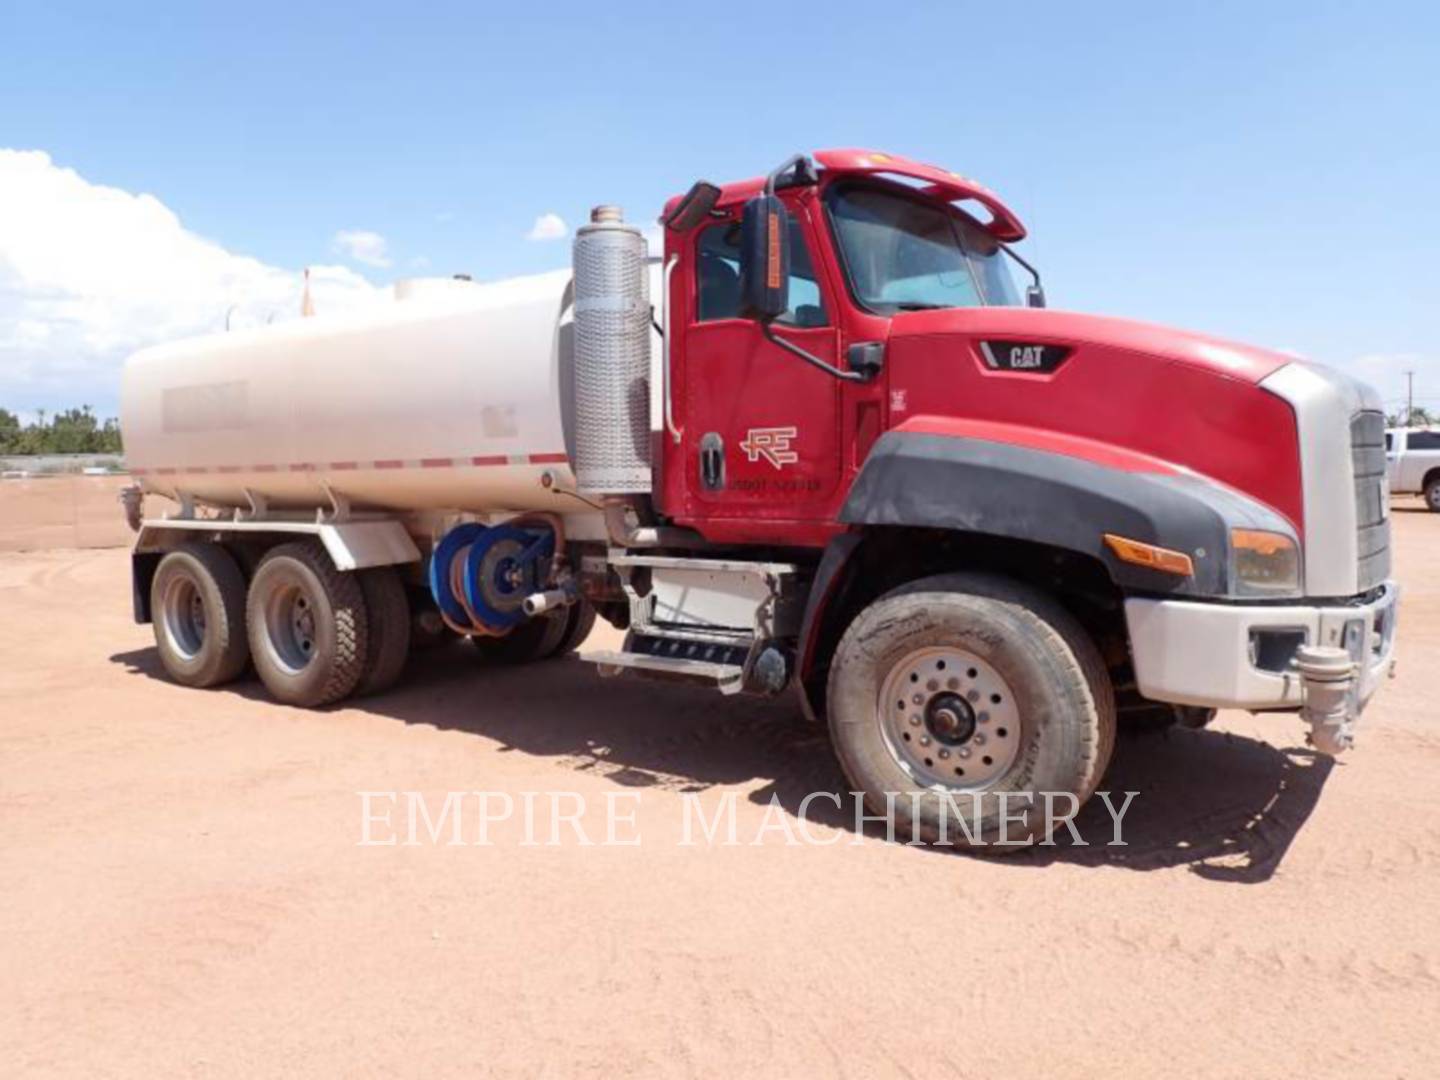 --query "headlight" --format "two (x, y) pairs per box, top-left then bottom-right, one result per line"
(1231, 528), (1301, 596)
